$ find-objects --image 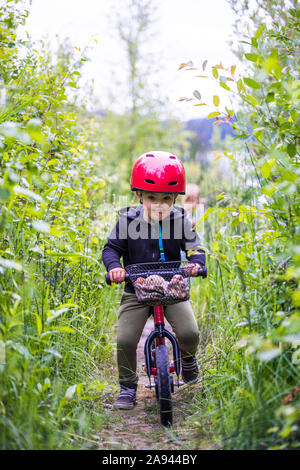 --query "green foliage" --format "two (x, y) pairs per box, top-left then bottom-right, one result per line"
(0, 0), (118, 449)
(0, 0), (195, 449)
(183, 1), (300, 450)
